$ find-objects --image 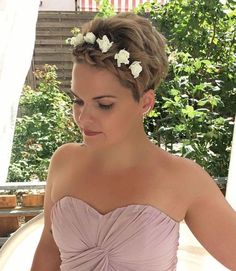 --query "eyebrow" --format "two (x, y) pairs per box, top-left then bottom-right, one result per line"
(69, 90), (117, 100)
